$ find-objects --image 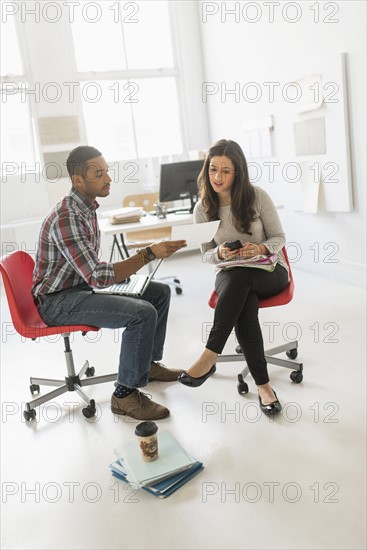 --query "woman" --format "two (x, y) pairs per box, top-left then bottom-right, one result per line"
(178, 139), (289, 414)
